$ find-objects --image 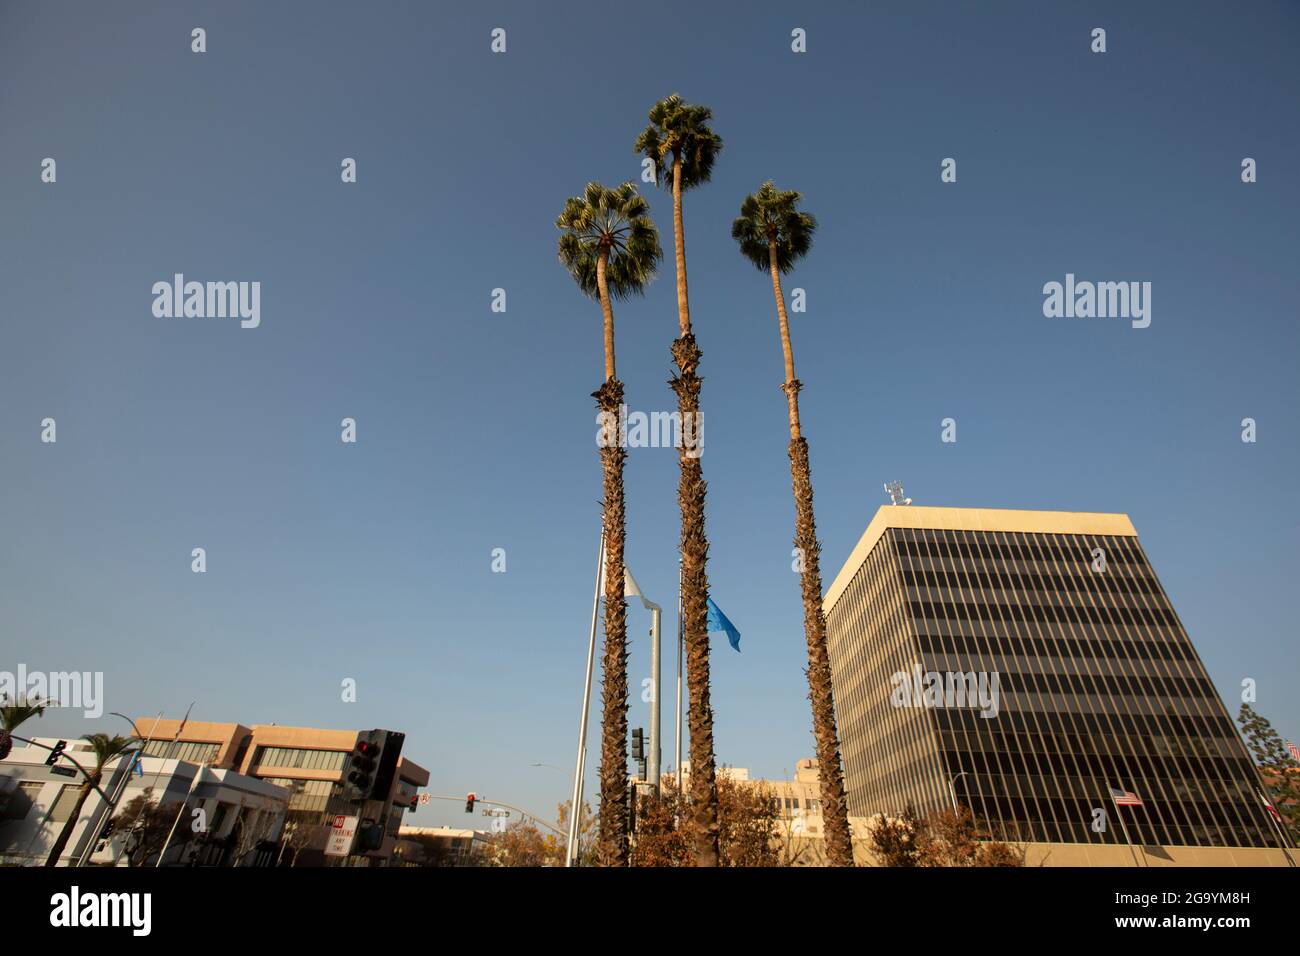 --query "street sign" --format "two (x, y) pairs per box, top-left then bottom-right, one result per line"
(50, 766), (77, 778)
(324, 814), (359, 857)
(418, 793), (431, 806)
